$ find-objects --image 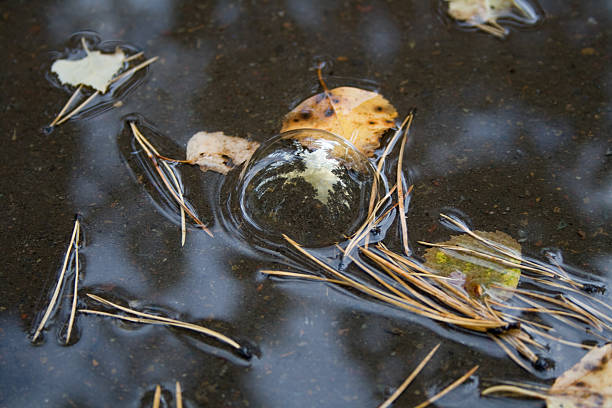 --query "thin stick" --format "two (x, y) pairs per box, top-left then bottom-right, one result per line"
(50, 85), (83, 127)
(84, 293), (241, 349)
(153, 384), (161, 408)
(378, 343), (440, 408)
(65, 220), (81, 344)
(124, 51), (144, 62)
(56, 90), (100, 125)
(32, 218), (80, 342)
(109, 56), (159, 85)
(176, 381), (183, 408)
(481, 385), (548, 399)
(413, 365), (479, 408)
